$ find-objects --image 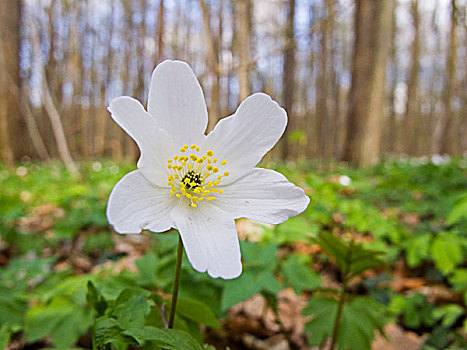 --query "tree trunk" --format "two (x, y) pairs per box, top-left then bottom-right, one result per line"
(29, 21), (79, 177)
(432, 0), (458, 154)
(236, 0), (251, 102)
(156, 0), (165, 64)
(0, 0), (34, 162)
(281, 0), (296, 160)
(316, 1), (334, 159)
(403, 0), (420, 155)
(341, 0), (394, 166)
(199, 0), (220, 132)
